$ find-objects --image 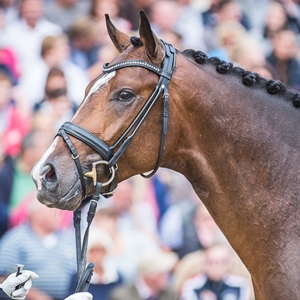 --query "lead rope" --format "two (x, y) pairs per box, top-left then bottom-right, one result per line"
(74, 182), (102, 292)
